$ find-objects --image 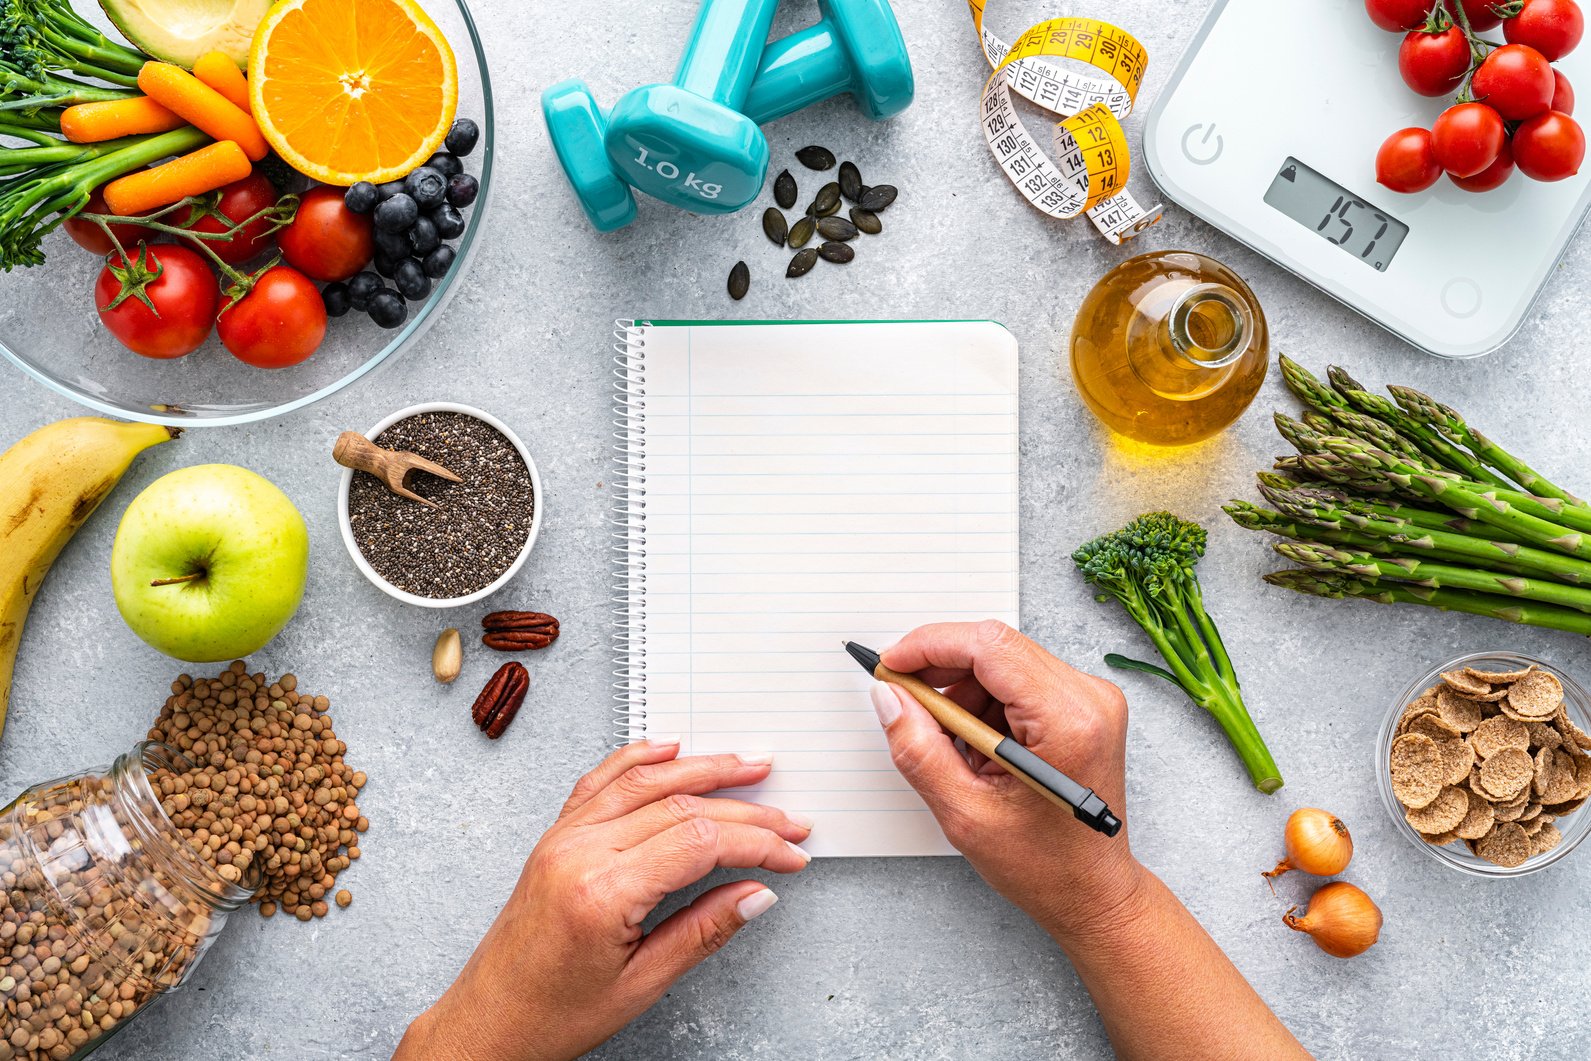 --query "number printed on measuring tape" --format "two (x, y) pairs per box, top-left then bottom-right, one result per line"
(968, 2), (1161, 244)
